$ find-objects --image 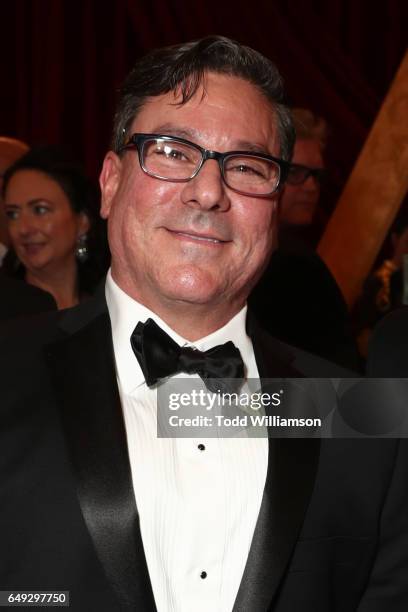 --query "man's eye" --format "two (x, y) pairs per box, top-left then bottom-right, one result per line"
(288, 166), (309, 182)
(162, 145), (189, 162)
(289, 170), (302, 179)
(229, 163), (266, 178)
(151, 141), (194, 161)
